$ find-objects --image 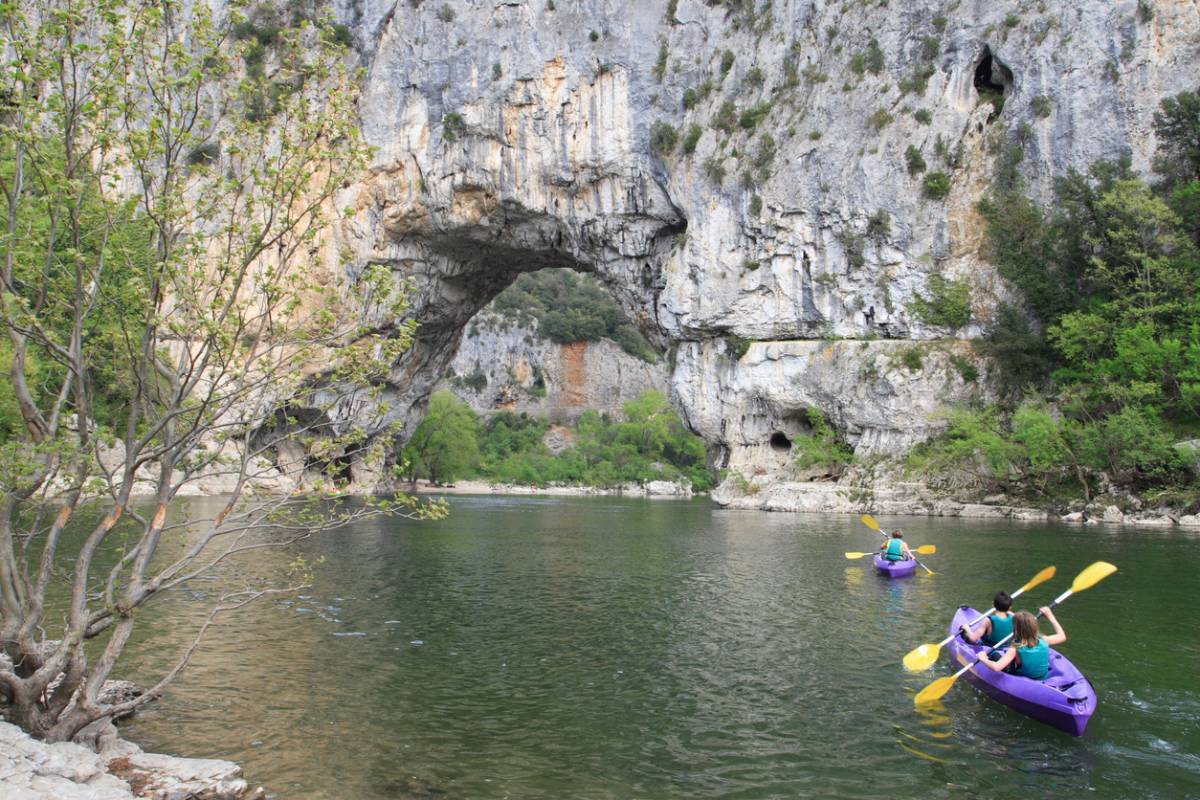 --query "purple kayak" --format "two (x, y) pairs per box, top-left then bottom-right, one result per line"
(946, 606), (1097, 736)
(873, 553), (917, 578)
